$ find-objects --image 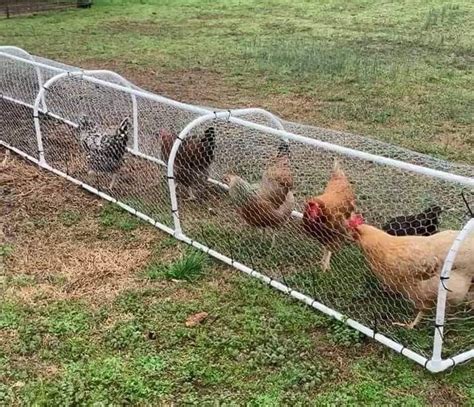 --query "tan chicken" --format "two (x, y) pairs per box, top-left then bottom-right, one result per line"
(302, 159), (356, 271)
(347, 214), (474, 328)
(223, 141), (294, 248)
